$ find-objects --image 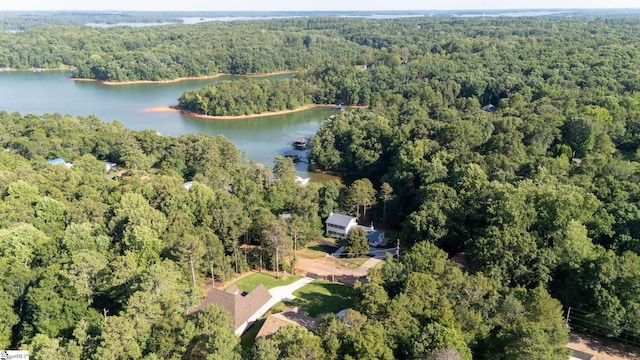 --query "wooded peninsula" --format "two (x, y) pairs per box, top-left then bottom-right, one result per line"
(1, 13), (640, 360)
